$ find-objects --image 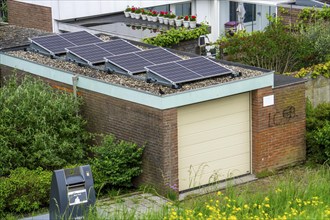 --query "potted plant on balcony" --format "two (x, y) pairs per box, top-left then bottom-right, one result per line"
(124, 6), (131, 18)
(168, 12), (176, 26)
(141, 9), (147, 20)
(158, 11), (166, 24)
(135, 8), (142, 19)
(151, 10), (158, 22)
(130, 7), (136, 18)
(183, 15), (190, 28)
(175, 15), (183, 27)
(163, 12), (169, 25)
(147, 10), (153, 21)
(189, 15), (197, 29)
